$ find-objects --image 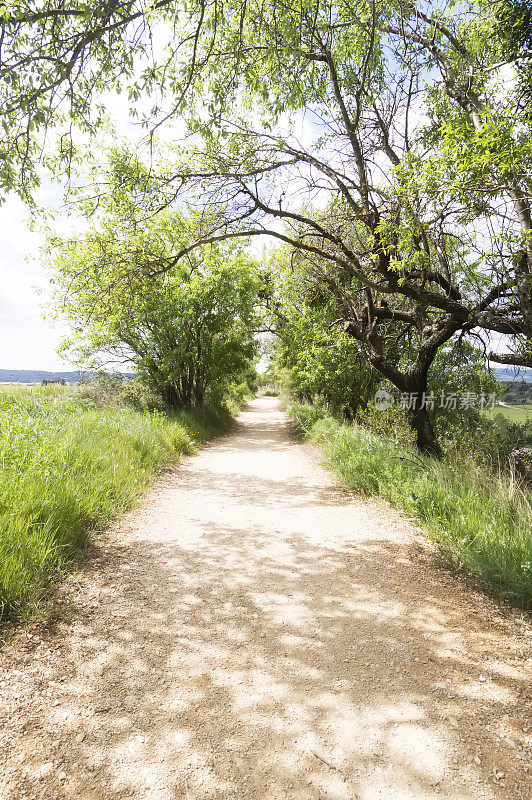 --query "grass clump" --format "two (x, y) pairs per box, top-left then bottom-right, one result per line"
(0, 385), (231, 624)
(288, 401), (532, 612)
